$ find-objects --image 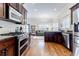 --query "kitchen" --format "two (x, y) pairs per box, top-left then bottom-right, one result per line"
(0, 3), (30, 56)
(0, 3), (78, 56)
